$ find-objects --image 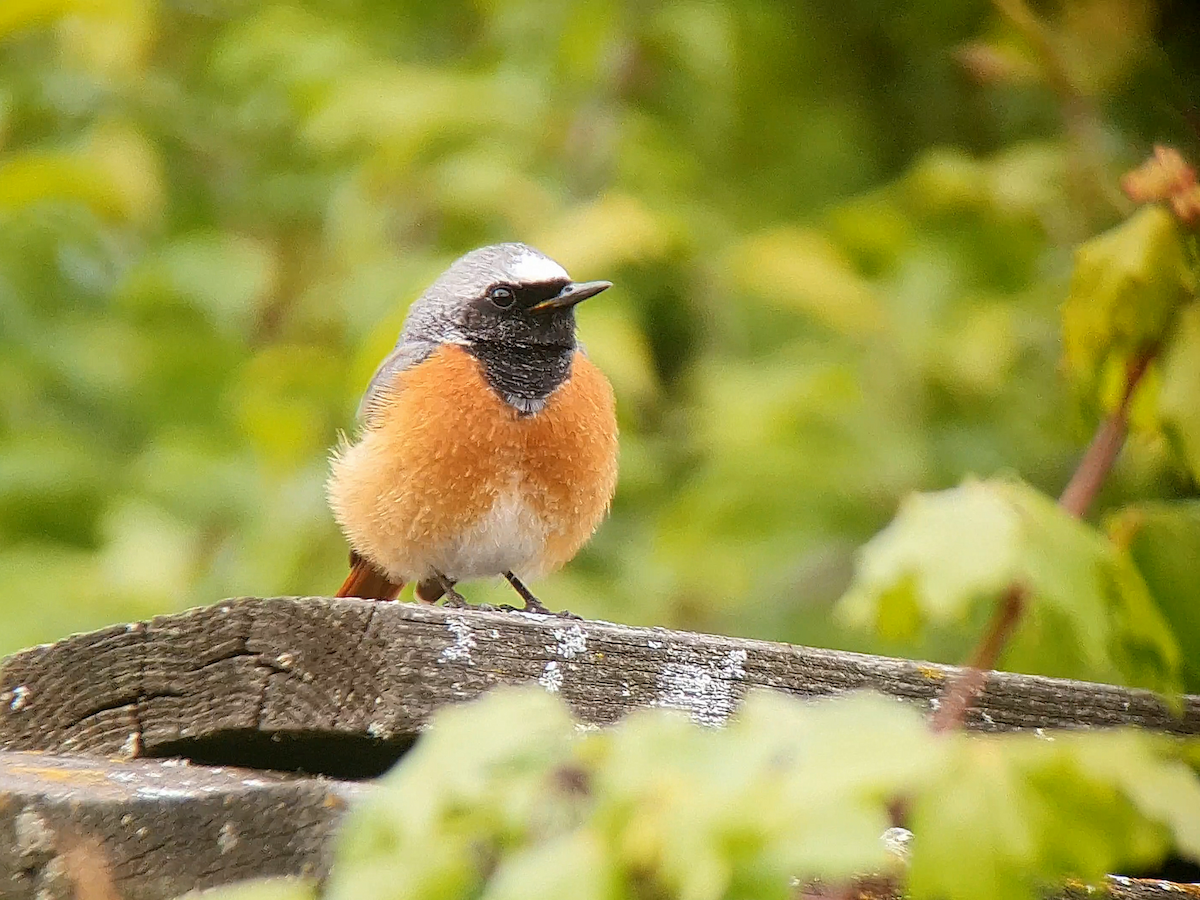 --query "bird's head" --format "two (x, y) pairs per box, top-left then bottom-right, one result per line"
(405, 242), (610, 350)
